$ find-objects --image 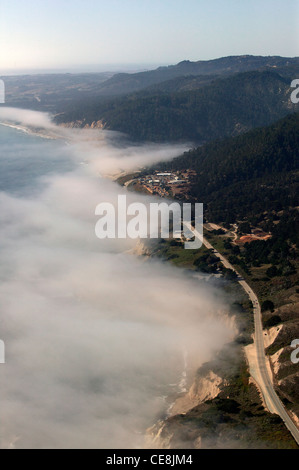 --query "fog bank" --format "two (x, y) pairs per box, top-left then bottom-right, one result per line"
(0, 109), (234, 448)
